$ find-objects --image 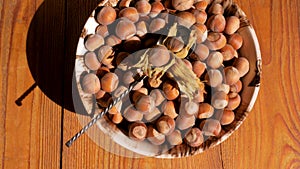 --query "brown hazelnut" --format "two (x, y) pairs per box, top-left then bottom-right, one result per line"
(176, 114), (195, 130)
(156, 115), (175, 135)
(84, 52), (101, 70)
(200, 119), (221, 136)
(136, 21), (148, 37)
(162, 101), (178, 118)
(144, 107), (162, 122)
(211, 91), (229, 109)
(194, 1), (208, 10)
(96, 6), (117, 25)
(172, 0), (194, 11)
(150, 89), (166, 106)
(221, 44), (237, 61)
(225, 16), (240, 35)
(227, 94), (241, 110)
(184, 101), (199, 116)
(133, 81), (144, 91)
(97, 45), (113, 66)
(176, 11), (196, 28)
(219, 109), (235, 125)
(113, 85), (128, 98)
(150, 1), (165, 18)
(95, 90), (106, 99)
(147, 126), (166, 145)
(215, 83), (230, 94)
(192, 23), (208, 43)
(228, 33), (243, 50)
(208, 3), (223, 15)
(81, 73), (101, 94)
(164, 37), (184, 53)
(115, 18), (136, 40)
(193, 61), (206, 78)
(162, 80), (180, 100)
(205, 69), (223, 87)
(148, 77), (162, 88)
(105, 35), (122, 47)
(149, 18), (166, 33)
(96, 66), (110, 77)
(135, 0), (152, 16)
(191, 9), (207, 24)
(193, 89), (205, 103)
(230, 80), (242, 93)
(205, 32), (227, 50)
(123, 105), (144, 122)
(207, 14), (226, 33)
(197, 103), (214, 119)
(166, 130), (183, 145)
(193, 43), (209, 61)
(135, 95), (155, 113)
(85, 34), (105, 51)
(101, 72), (119, 93)
(129, 122), (147, 141)
(233, 57), (250, 77)
(224, 66), (240, 85)
(112, 112), (123, 124)
(119, 7), (139, 23)
(206, 51), (223, 69)
(184, 128), (204, 147)
(119, 0), (132, 8)
(96, 25), (109, 38)
(148, 45), (170, 67)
